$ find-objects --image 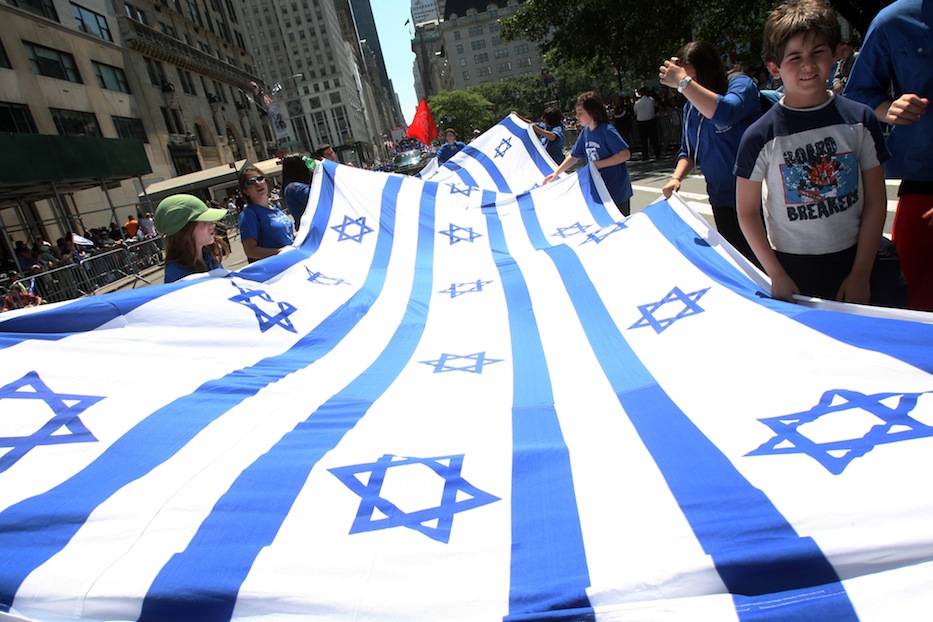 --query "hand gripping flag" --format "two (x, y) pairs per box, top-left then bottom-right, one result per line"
(1, 115), (933, 622)
(406, 98), (439, 146)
